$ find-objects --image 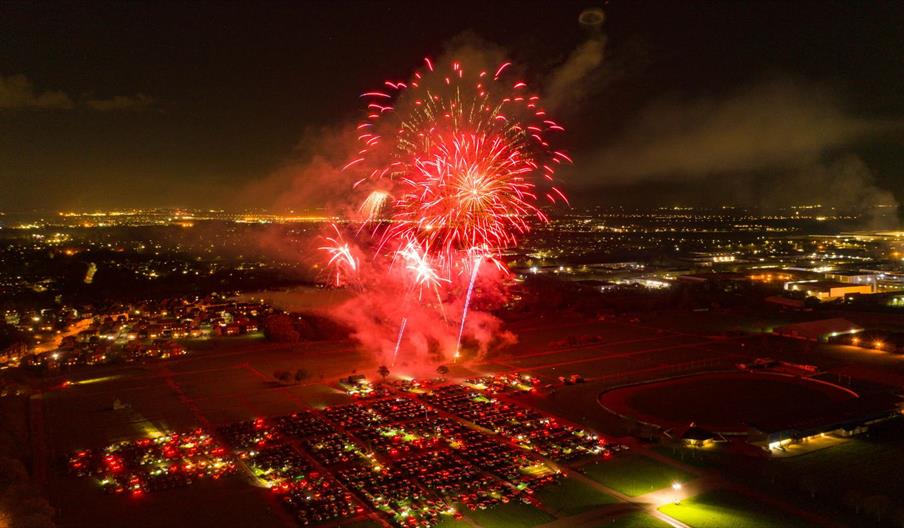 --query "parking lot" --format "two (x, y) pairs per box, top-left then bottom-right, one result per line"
(56, 375), (617, 527)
